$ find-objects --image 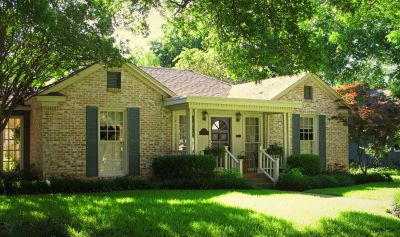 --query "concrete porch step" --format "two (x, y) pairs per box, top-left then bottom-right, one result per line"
(243, 172), (274, 189)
